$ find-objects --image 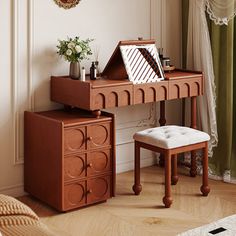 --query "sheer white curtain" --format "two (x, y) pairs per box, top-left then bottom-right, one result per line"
(206, 0), (236, 25)
(187, 0), (218, 157)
